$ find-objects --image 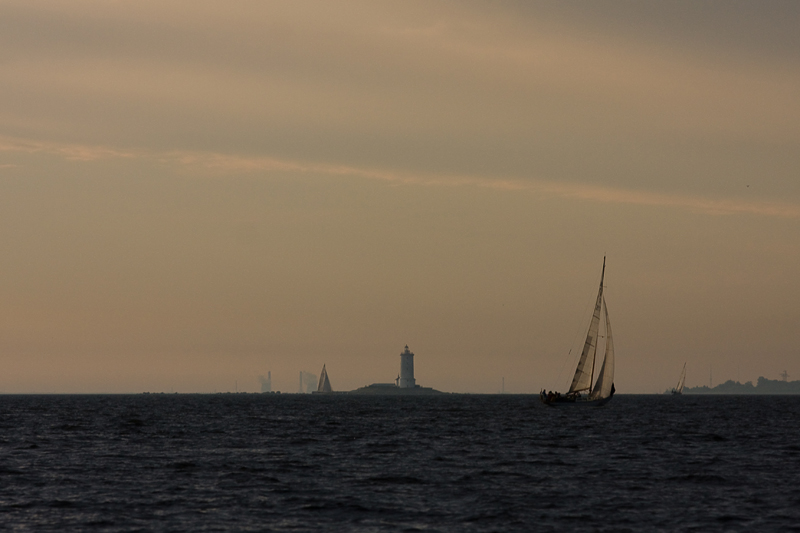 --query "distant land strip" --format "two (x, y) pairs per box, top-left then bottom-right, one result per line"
(679, 377), (800, 395)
